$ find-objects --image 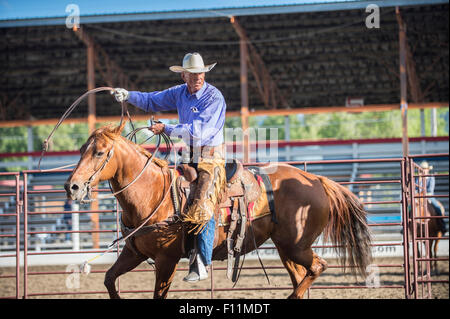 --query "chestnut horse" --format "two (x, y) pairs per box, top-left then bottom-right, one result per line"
(65, 122), (372, 299)
(413, 200), (446, 273)
(427, 201), (447, 272)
